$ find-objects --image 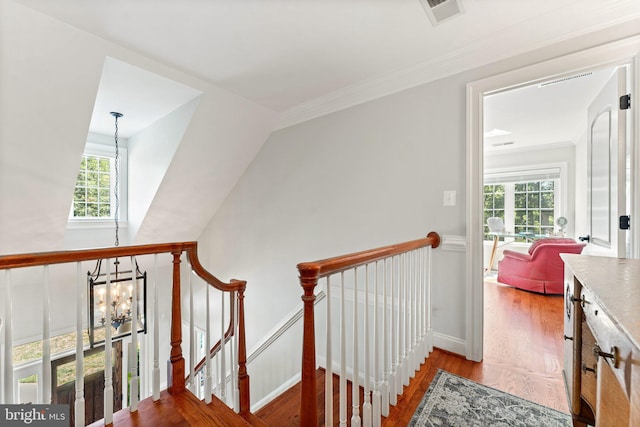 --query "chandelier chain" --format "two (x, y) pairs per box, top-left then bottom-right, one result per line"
(113, 113), (121, 247)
